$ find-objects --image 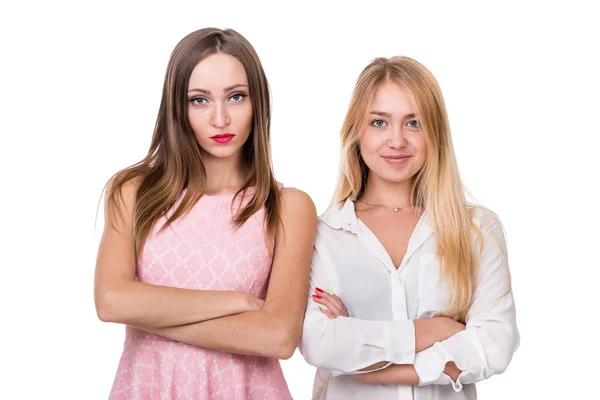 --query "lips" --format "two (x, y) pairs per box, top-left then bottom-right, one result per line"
(382, 155), (411, 164)
(210, 133), (235, 144)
